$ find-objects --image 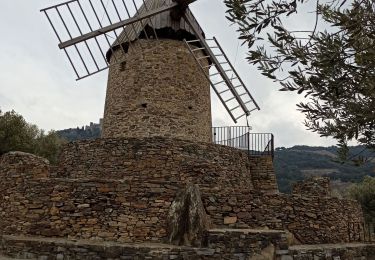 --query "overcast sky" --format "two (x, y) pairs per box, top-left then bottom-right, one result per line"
(0, 0), (338, 147)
